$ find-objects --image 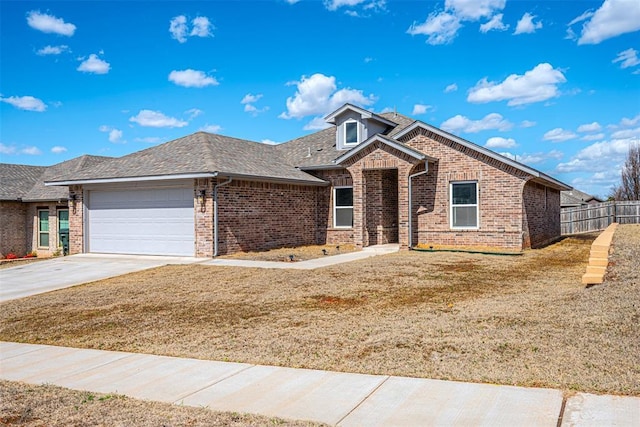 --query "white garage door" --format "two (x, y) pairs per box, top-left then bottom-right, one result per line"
(88, 186), (195, 256)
